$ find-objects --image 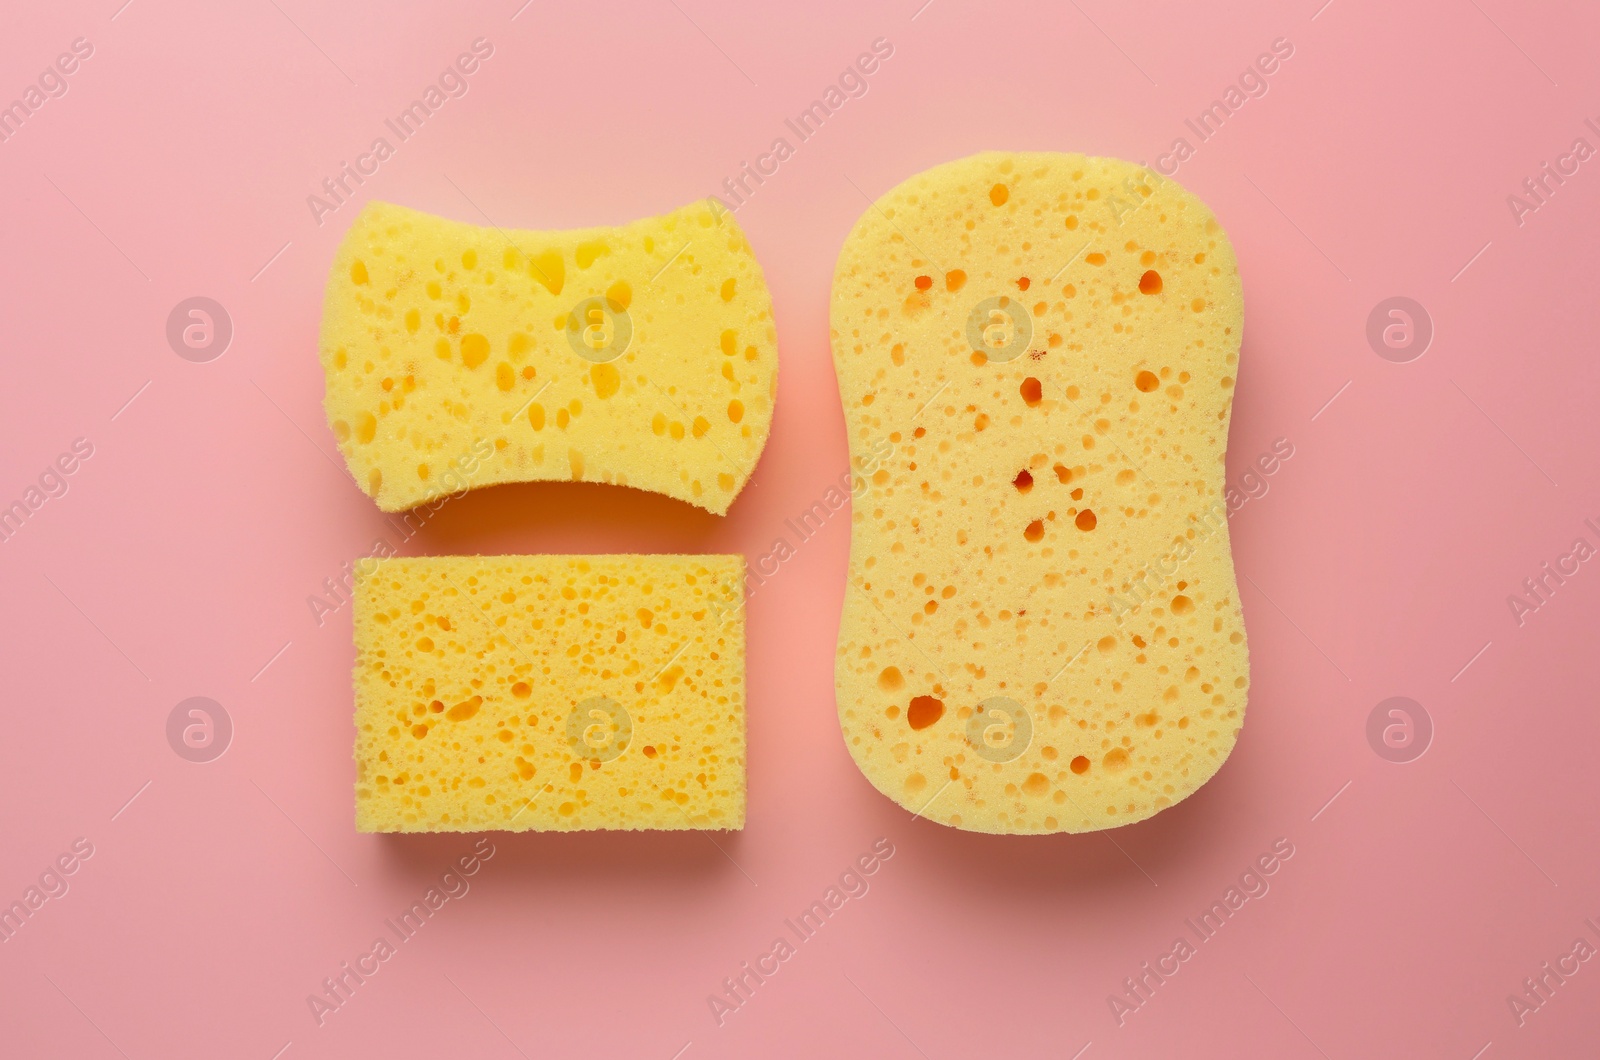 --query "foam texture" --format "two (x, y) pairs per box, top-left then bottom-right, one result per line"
(353, 555), (745, 832)
(830, 151), (1248, 834)
(321, 200), (777, 514)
